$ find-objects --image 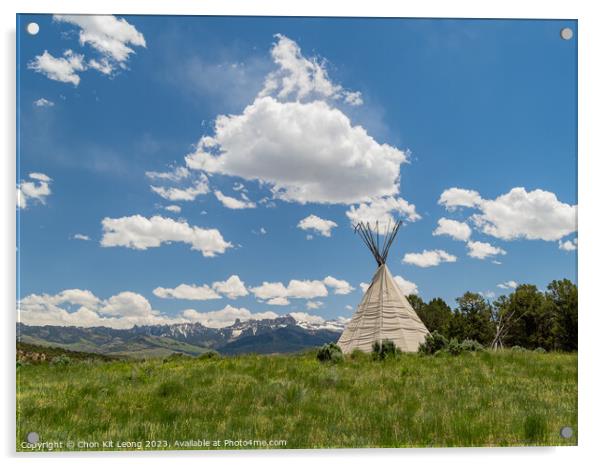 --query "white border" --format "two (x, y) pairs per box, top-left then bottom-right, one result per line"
(3, 1), (600, 465)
